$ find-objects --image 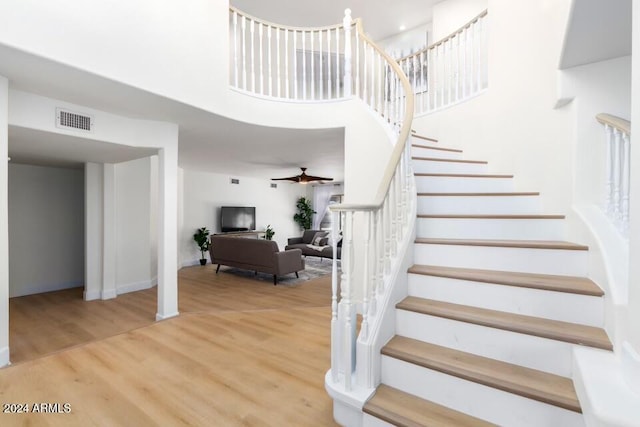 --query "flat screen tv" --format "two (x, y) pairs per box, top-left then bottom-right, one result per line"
(220, 206), (256, 232)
